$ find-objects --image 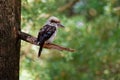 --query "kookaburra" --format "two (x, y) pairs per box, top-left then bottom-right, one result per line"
(37, 16), (64, 57)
